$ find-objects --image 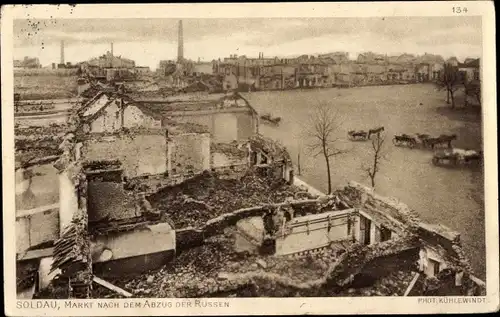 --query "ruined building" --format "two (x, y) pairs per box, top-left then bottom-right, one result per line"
(16, 87), (484, 299)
